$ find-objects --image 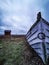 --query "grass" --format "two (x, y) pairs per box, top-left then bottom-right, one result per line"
(0, 39), (44, 65)
(0, 40), (25, 65)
